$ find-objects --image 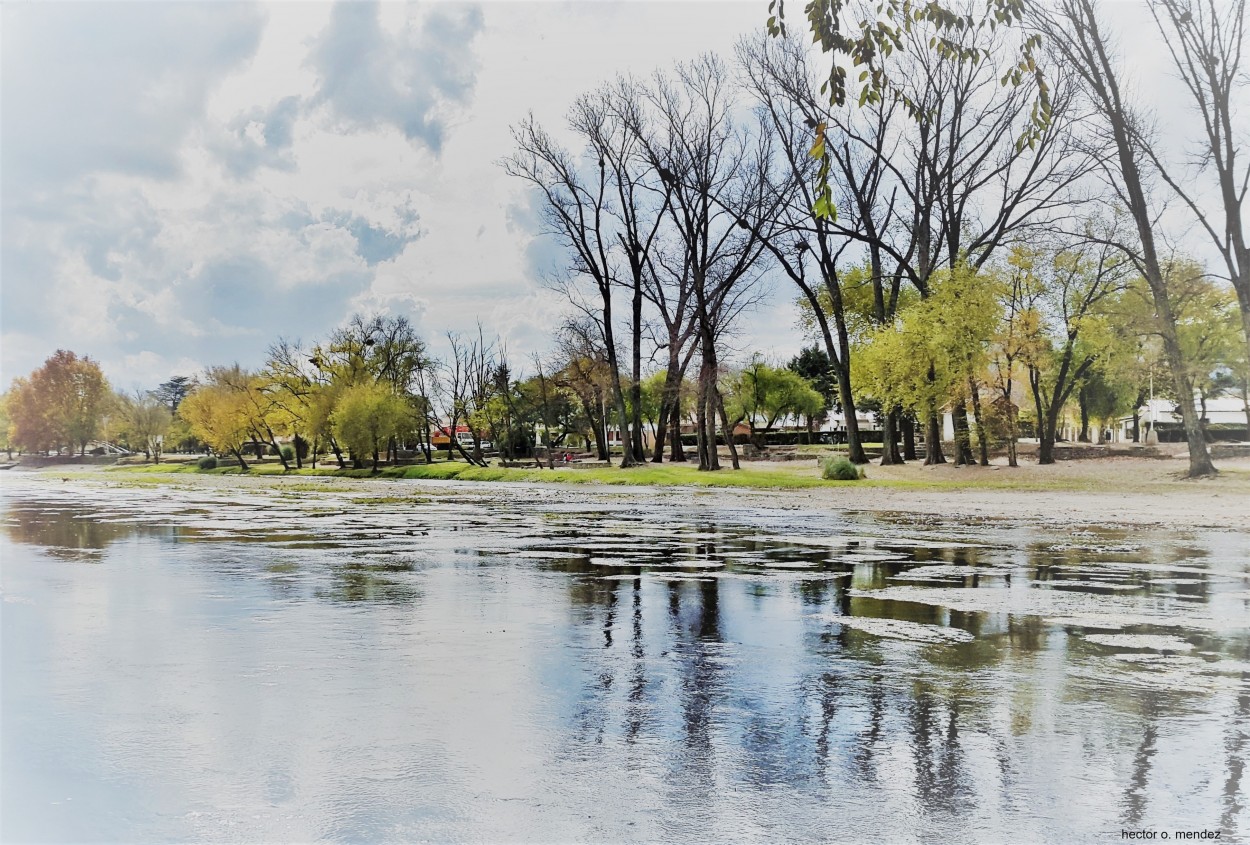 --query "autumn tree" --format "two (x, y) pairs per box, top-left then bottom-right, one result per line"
(116, 391), (172, 462)
(7, 350), (111, 456)
(1008, 234), (1135, 464)
(330, 382), (408, 472)
(180, 383), (254, 470)
(855, 265), (1000, 463)
(0, 393), (12, 458)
